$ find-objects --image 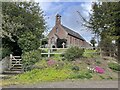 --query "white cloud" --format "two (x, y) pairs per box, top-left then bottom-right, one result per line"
(37, 2), (94, 42)
(39, 2), (52, 11)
